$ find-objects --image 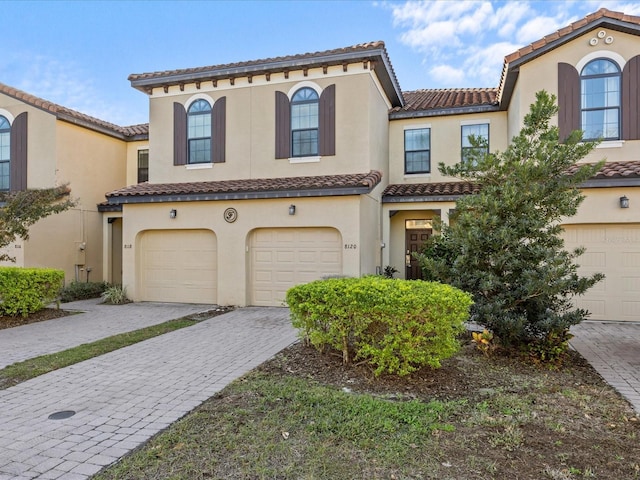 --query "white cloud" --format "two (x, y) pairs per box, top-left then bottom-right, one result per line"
(386, 0), (639, 89)
(1, 53), (143, 126)
(430, 64), (465, 84)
